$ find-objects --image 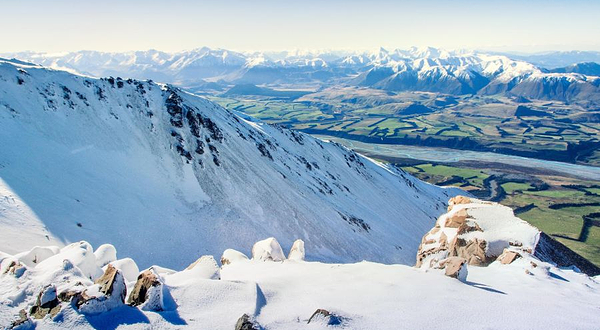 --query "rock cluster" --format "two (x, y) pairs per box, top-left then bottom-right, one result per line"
(416, 196), (539, 280)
